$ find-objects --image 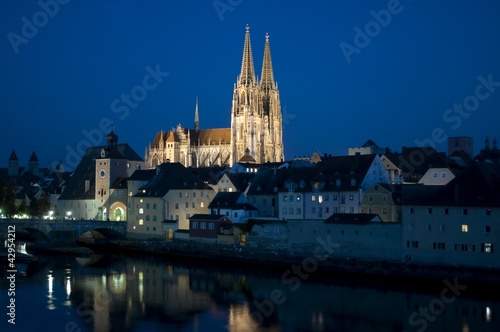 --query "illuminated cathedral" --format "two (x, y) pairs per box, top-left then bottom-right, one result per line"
(145, 26), (284, 168)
